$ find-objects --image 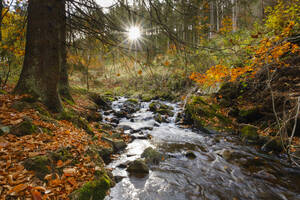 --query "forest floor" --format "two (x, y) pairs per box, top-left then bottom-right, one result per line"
(0, 86), (130, 199)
